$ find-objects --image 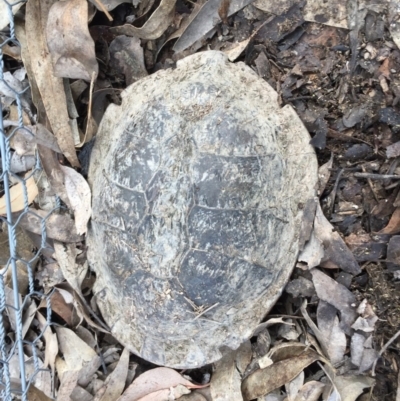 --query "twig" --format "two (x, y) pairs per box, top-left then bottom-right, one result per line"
(328, 168), (344, 216)
(354, 173), (400, 180)
(92, 0), (113, 21)
(371, 328), (400, 376)
(362, 165), (379, 203)
(77, 71), (96, 148)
